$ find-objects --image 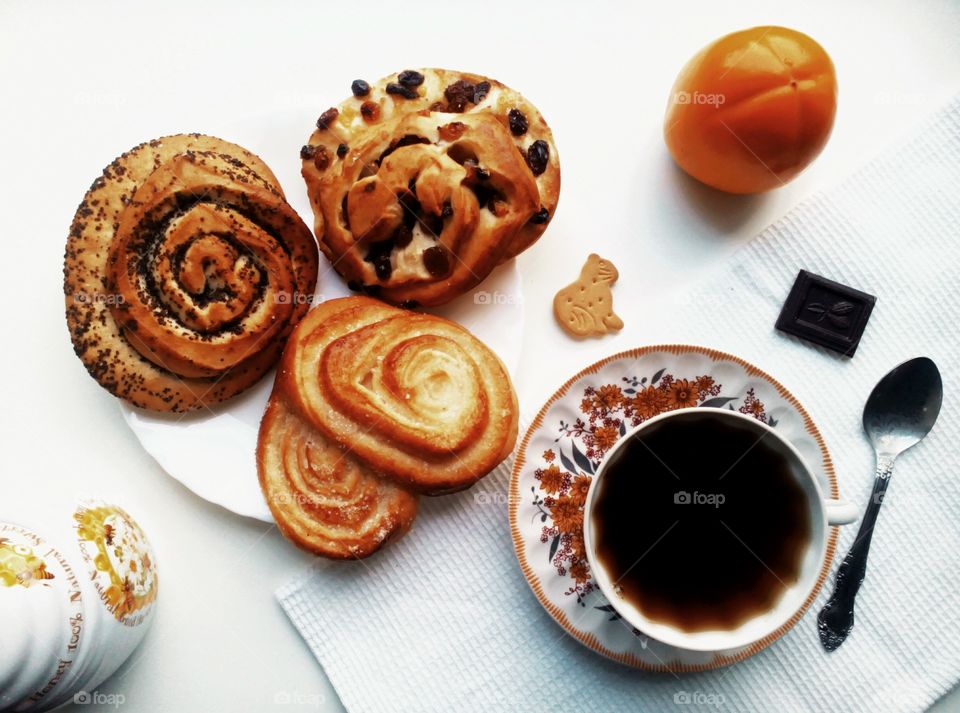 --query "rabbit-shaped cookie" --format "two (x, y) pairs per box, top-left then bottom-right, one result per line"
(553, 254), (624, 337)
